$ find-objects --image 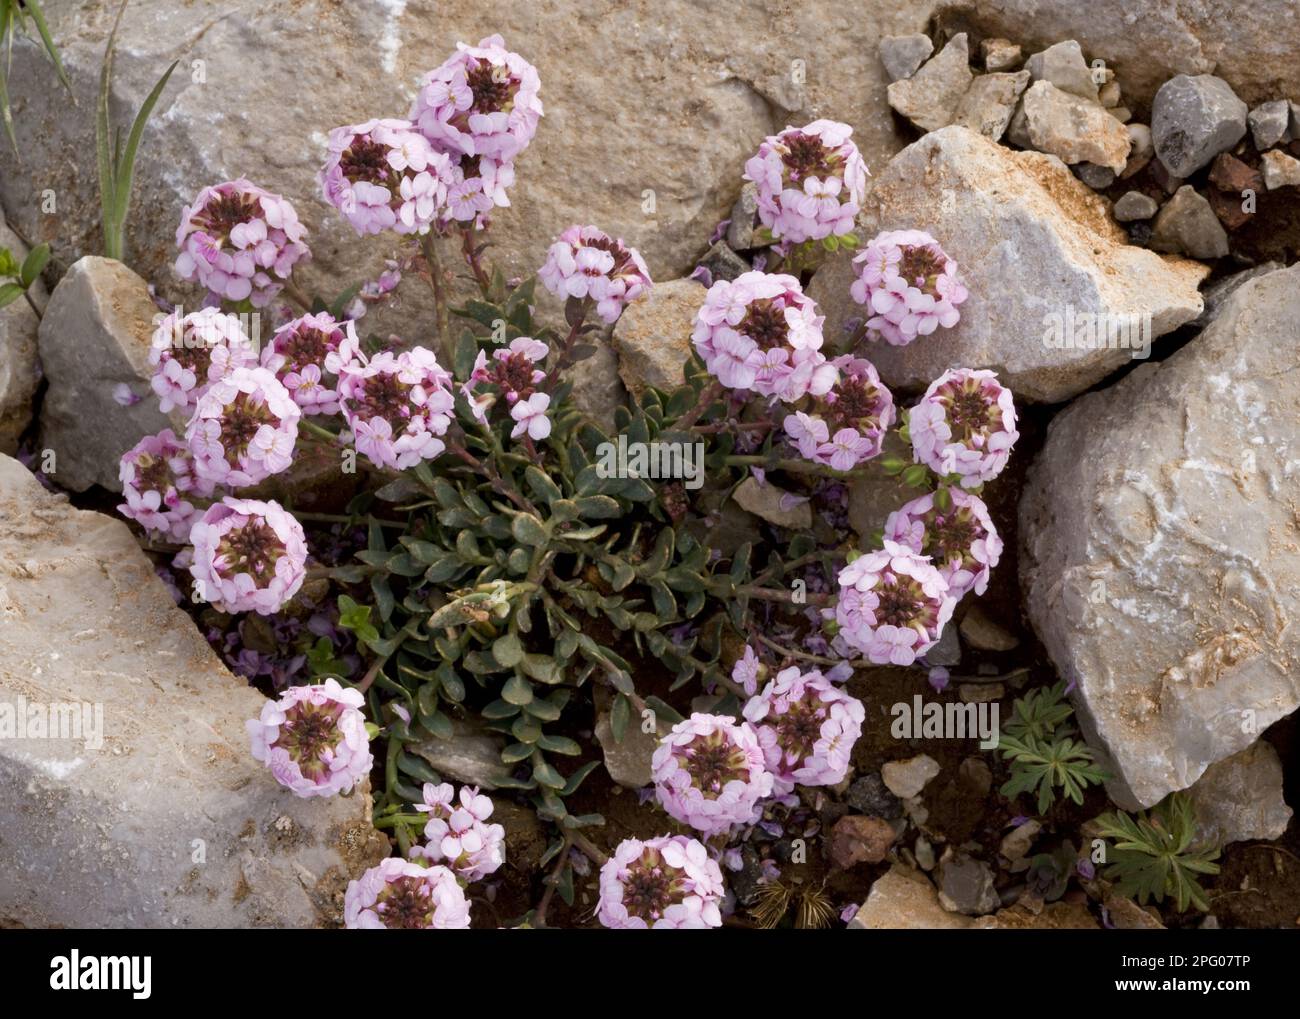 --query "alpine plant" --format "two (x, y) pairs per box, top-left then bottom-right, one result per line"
(783, 355), (895, 469)
(851, 229), (968, 346)
(246, 676), (372, 797)
(538, 224), (653, 324)
(149, 308), (259, 414)
(884, 489), (1003, 600)
(337, 347), (456, 471)
(834, 541), (955, 666)
(409, 782), (506, 883)
(117, 429), (208, 543)
(320, 119), (453, 236)
(189, 497), (309, 615)
(597, 835), (725, 929)
(651, 713), (773, 836)
(260, 312), (361, 416)
(909, 368), (1019, 489)
(344, 858), (471, 929)
(186, 366), (302, 488)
